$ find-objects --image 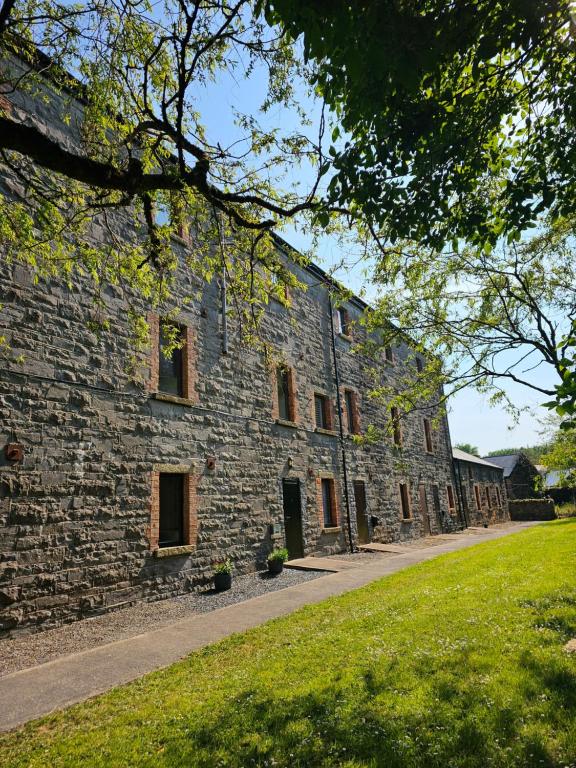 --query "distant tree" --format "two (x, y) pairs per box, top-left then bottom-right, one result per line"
(486, 445), (550, 465)
(540, 427), (576, 488)
(454, 443), (479, 456)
